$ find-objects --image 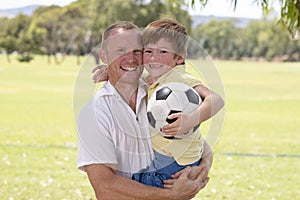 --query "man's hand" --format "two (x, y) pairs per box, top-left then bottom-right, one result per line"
(92, 65), (108, 83)
(167, 166), (210, 199)
(163, 165), (209, 189)
(174, 164), (209, 180)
